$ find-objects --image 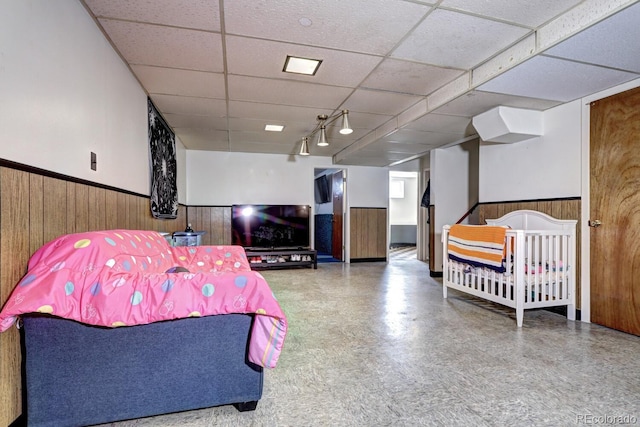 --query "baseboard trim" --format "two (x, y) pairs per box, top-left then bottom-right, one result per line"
(350, 257), (386, 263)
(9, 414), (26, 427)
